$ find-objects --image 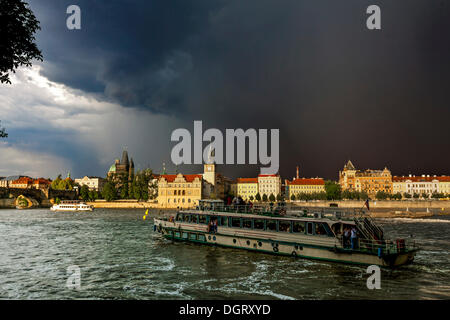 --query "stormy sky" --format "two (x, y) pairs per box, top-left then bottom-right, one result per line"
(1, 0), (449, 180)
